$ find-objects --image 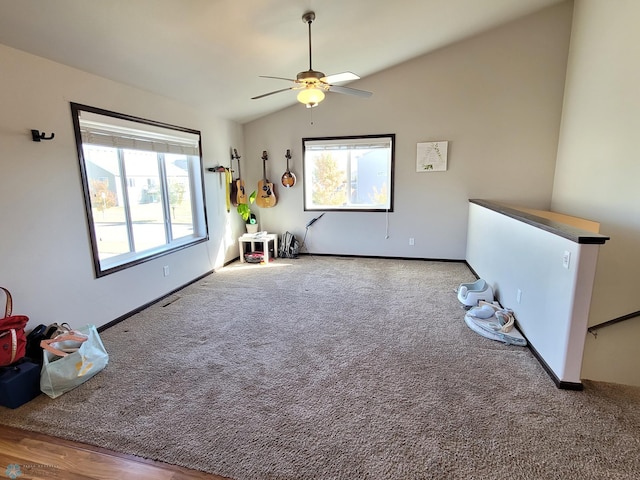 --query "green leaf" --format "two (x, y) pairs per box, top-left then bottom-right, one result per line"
(237, 191), (257, 222)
